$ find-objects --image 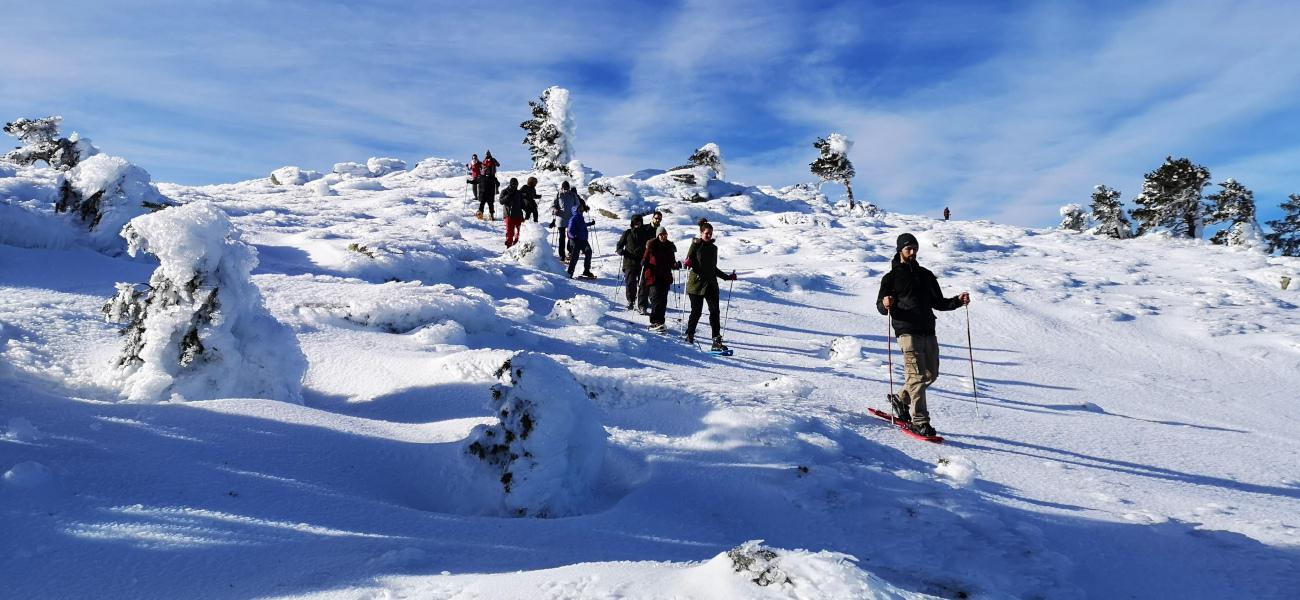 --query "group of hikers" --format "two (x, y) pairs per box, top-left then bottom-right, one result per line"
(466, 154), (971, 439)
